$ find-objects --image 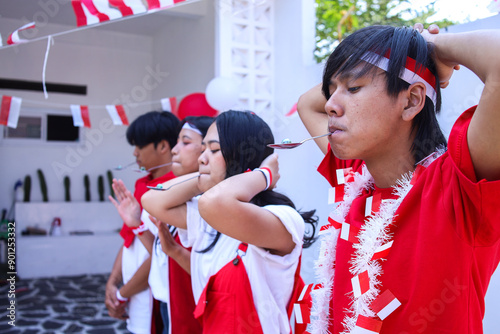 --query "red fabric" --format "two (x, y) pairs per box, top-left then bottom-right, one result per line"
(319, 106), (500, 333)
(0, 96), (11, 125)
(120, 171), (176, 248)
(151, 299), (163, 334)
(169, 233), (202, 333)
(286, 256), (310, 334)
(194, 254), (264, 334)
